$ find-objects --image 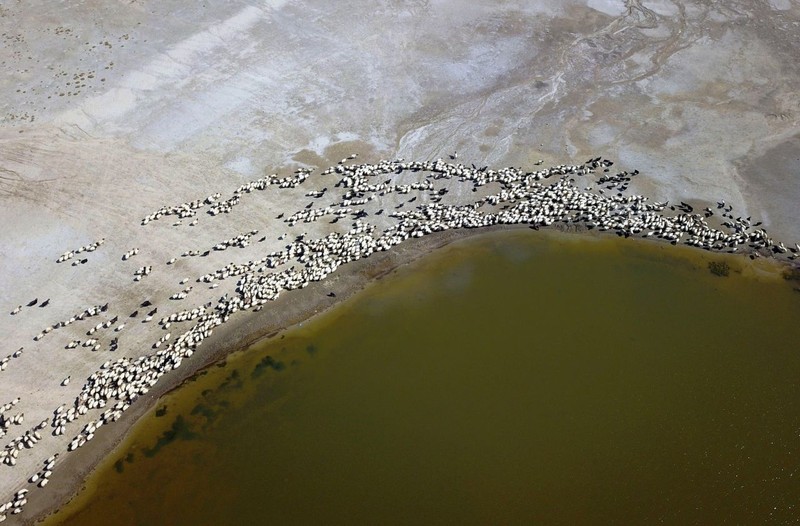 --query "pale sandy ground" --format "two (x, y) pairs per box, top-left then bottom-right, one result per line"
(1, 0), (799, 523)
